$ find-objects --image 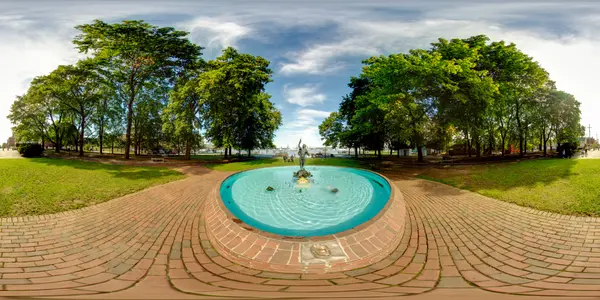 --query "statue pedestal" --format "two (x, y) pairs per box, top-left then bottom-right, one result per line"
(293, 169), (312, 179)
